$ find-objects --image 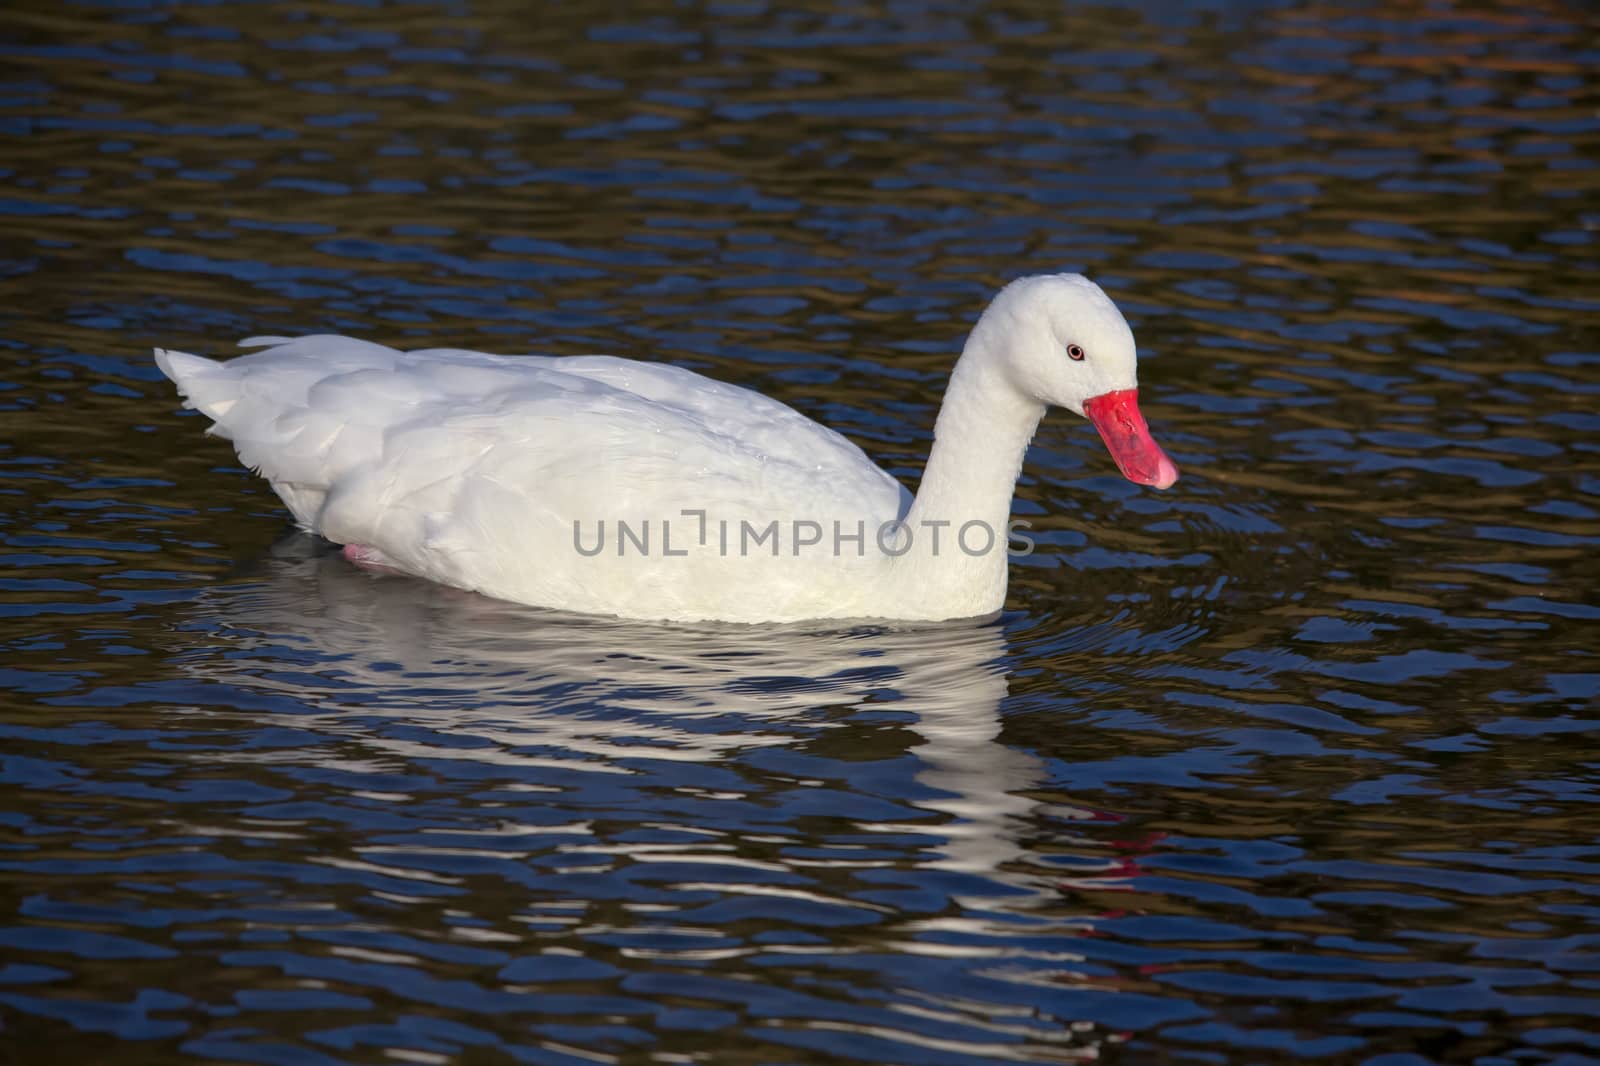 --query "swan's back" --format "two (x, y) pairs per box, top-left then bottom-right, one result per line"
(157, 335), (908, 620)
